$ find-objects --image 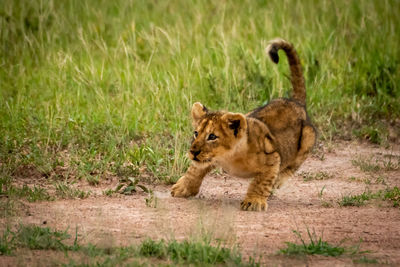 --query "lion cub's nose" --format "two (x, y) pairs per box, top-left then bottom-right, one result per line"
(190, 150), (200, 157)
